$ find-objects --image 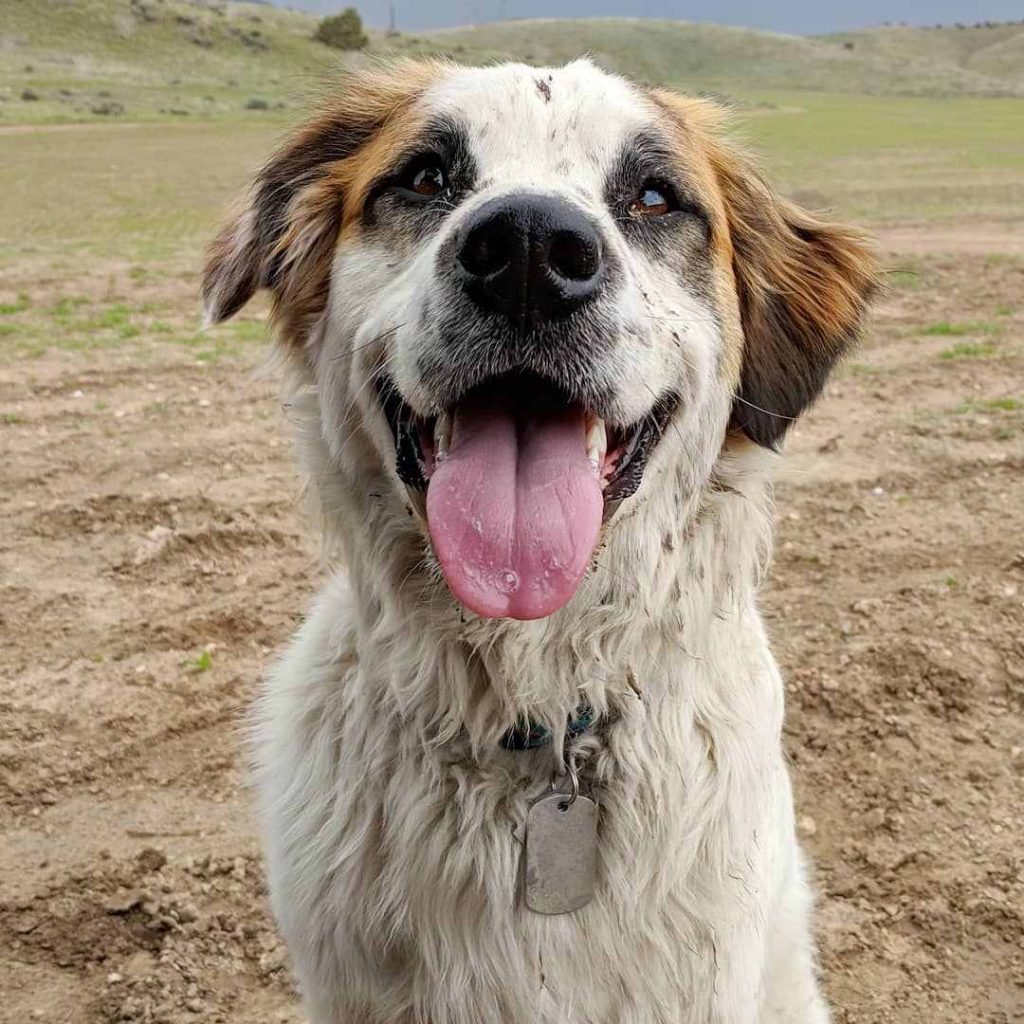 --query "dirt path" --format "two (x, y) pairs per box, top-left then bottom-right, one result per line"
(1, 244), (1022, 1022)
(875, 223), (1024, 255)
